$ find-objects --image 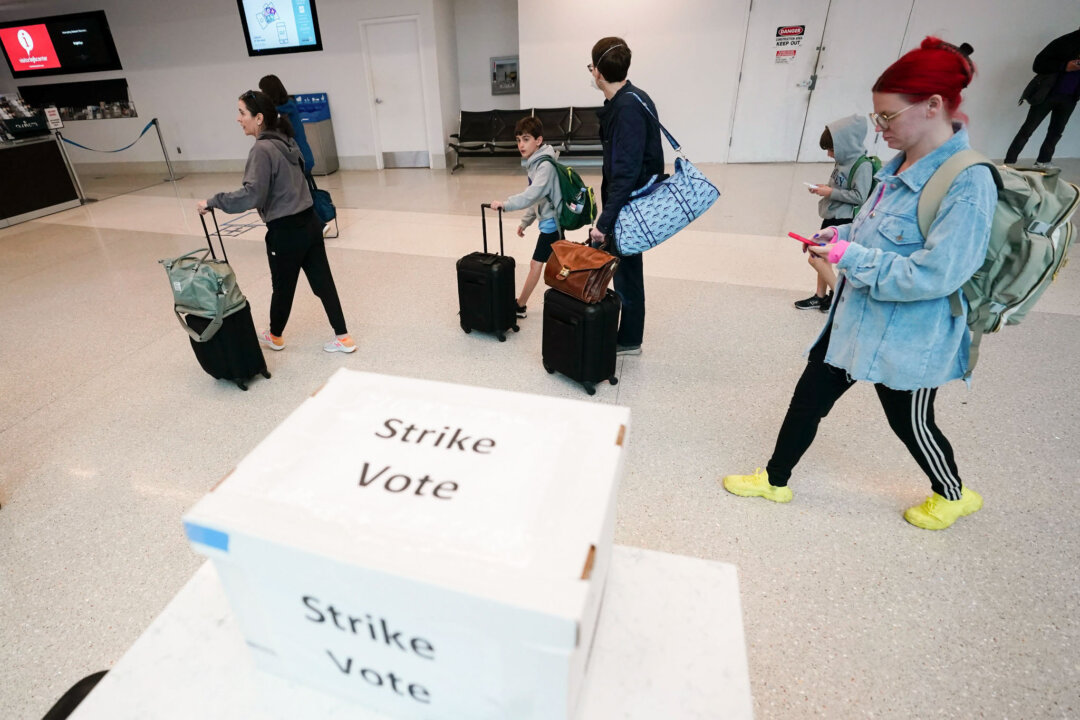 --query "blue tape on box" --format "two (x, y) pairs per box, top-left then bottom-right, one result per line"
(183, 521), (230, 552)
